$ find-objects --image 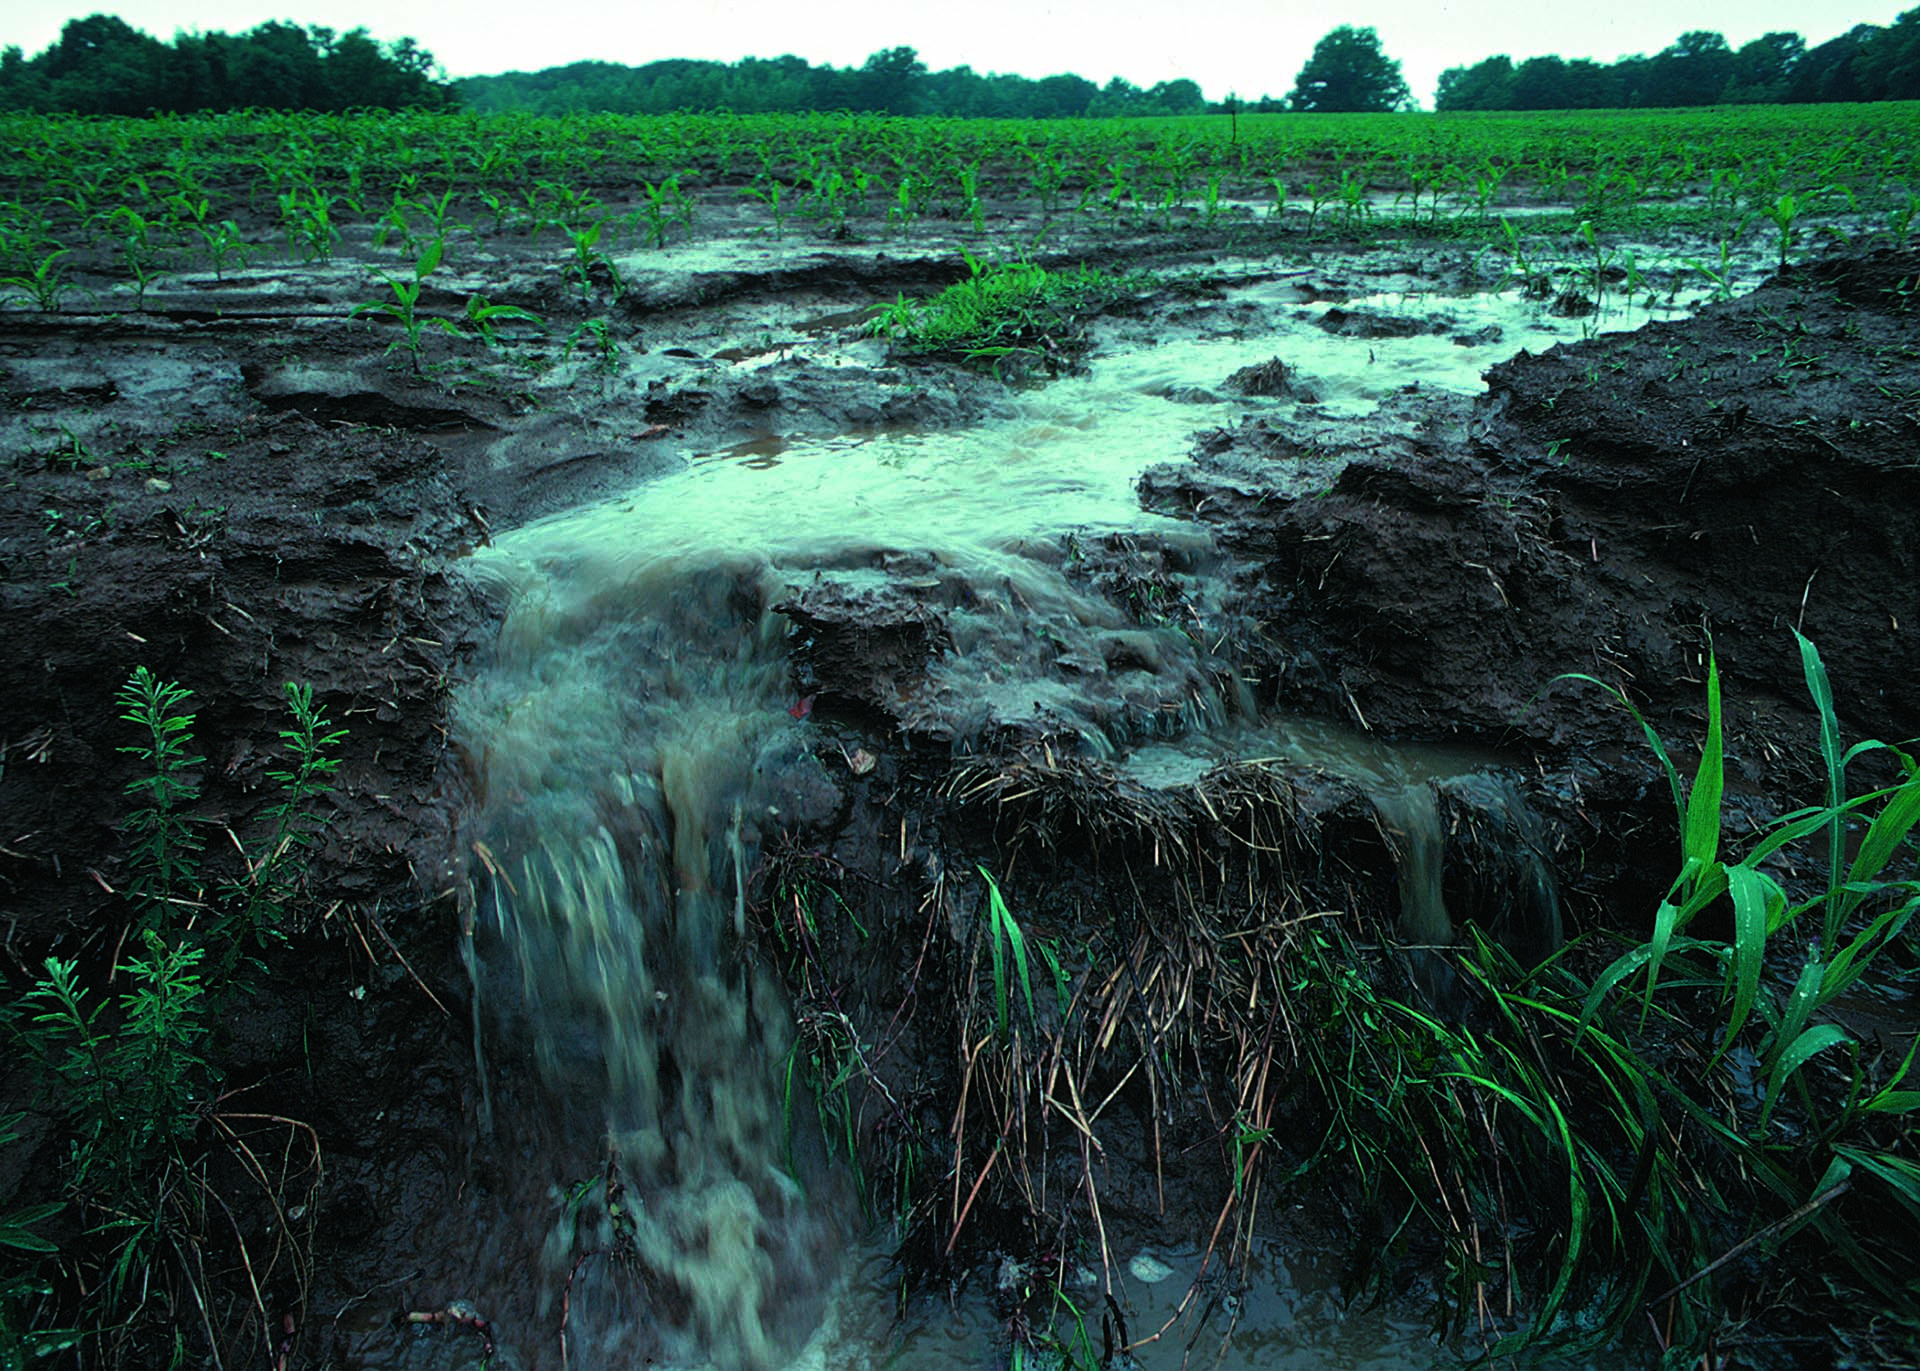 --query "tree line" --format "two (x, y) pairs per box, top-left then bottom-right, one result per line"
(1436, 13), (1920, 109)
(2, 10), (1917, 117)
(0, 14), (453, 113)
(455, 48), (1212, 118)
